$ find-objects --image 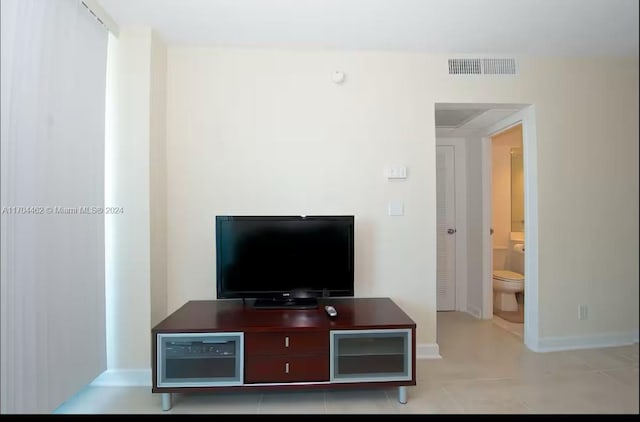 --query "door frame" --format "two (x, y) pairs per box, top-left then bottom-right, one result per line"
(435, 138), (468, 312)
(481, 105), (540, 350)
